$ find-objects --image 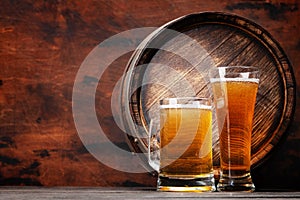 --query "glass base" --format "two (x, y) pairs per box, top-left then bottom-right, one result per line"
(157, 175), (215, 192)
(217, 173), (255, 192)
